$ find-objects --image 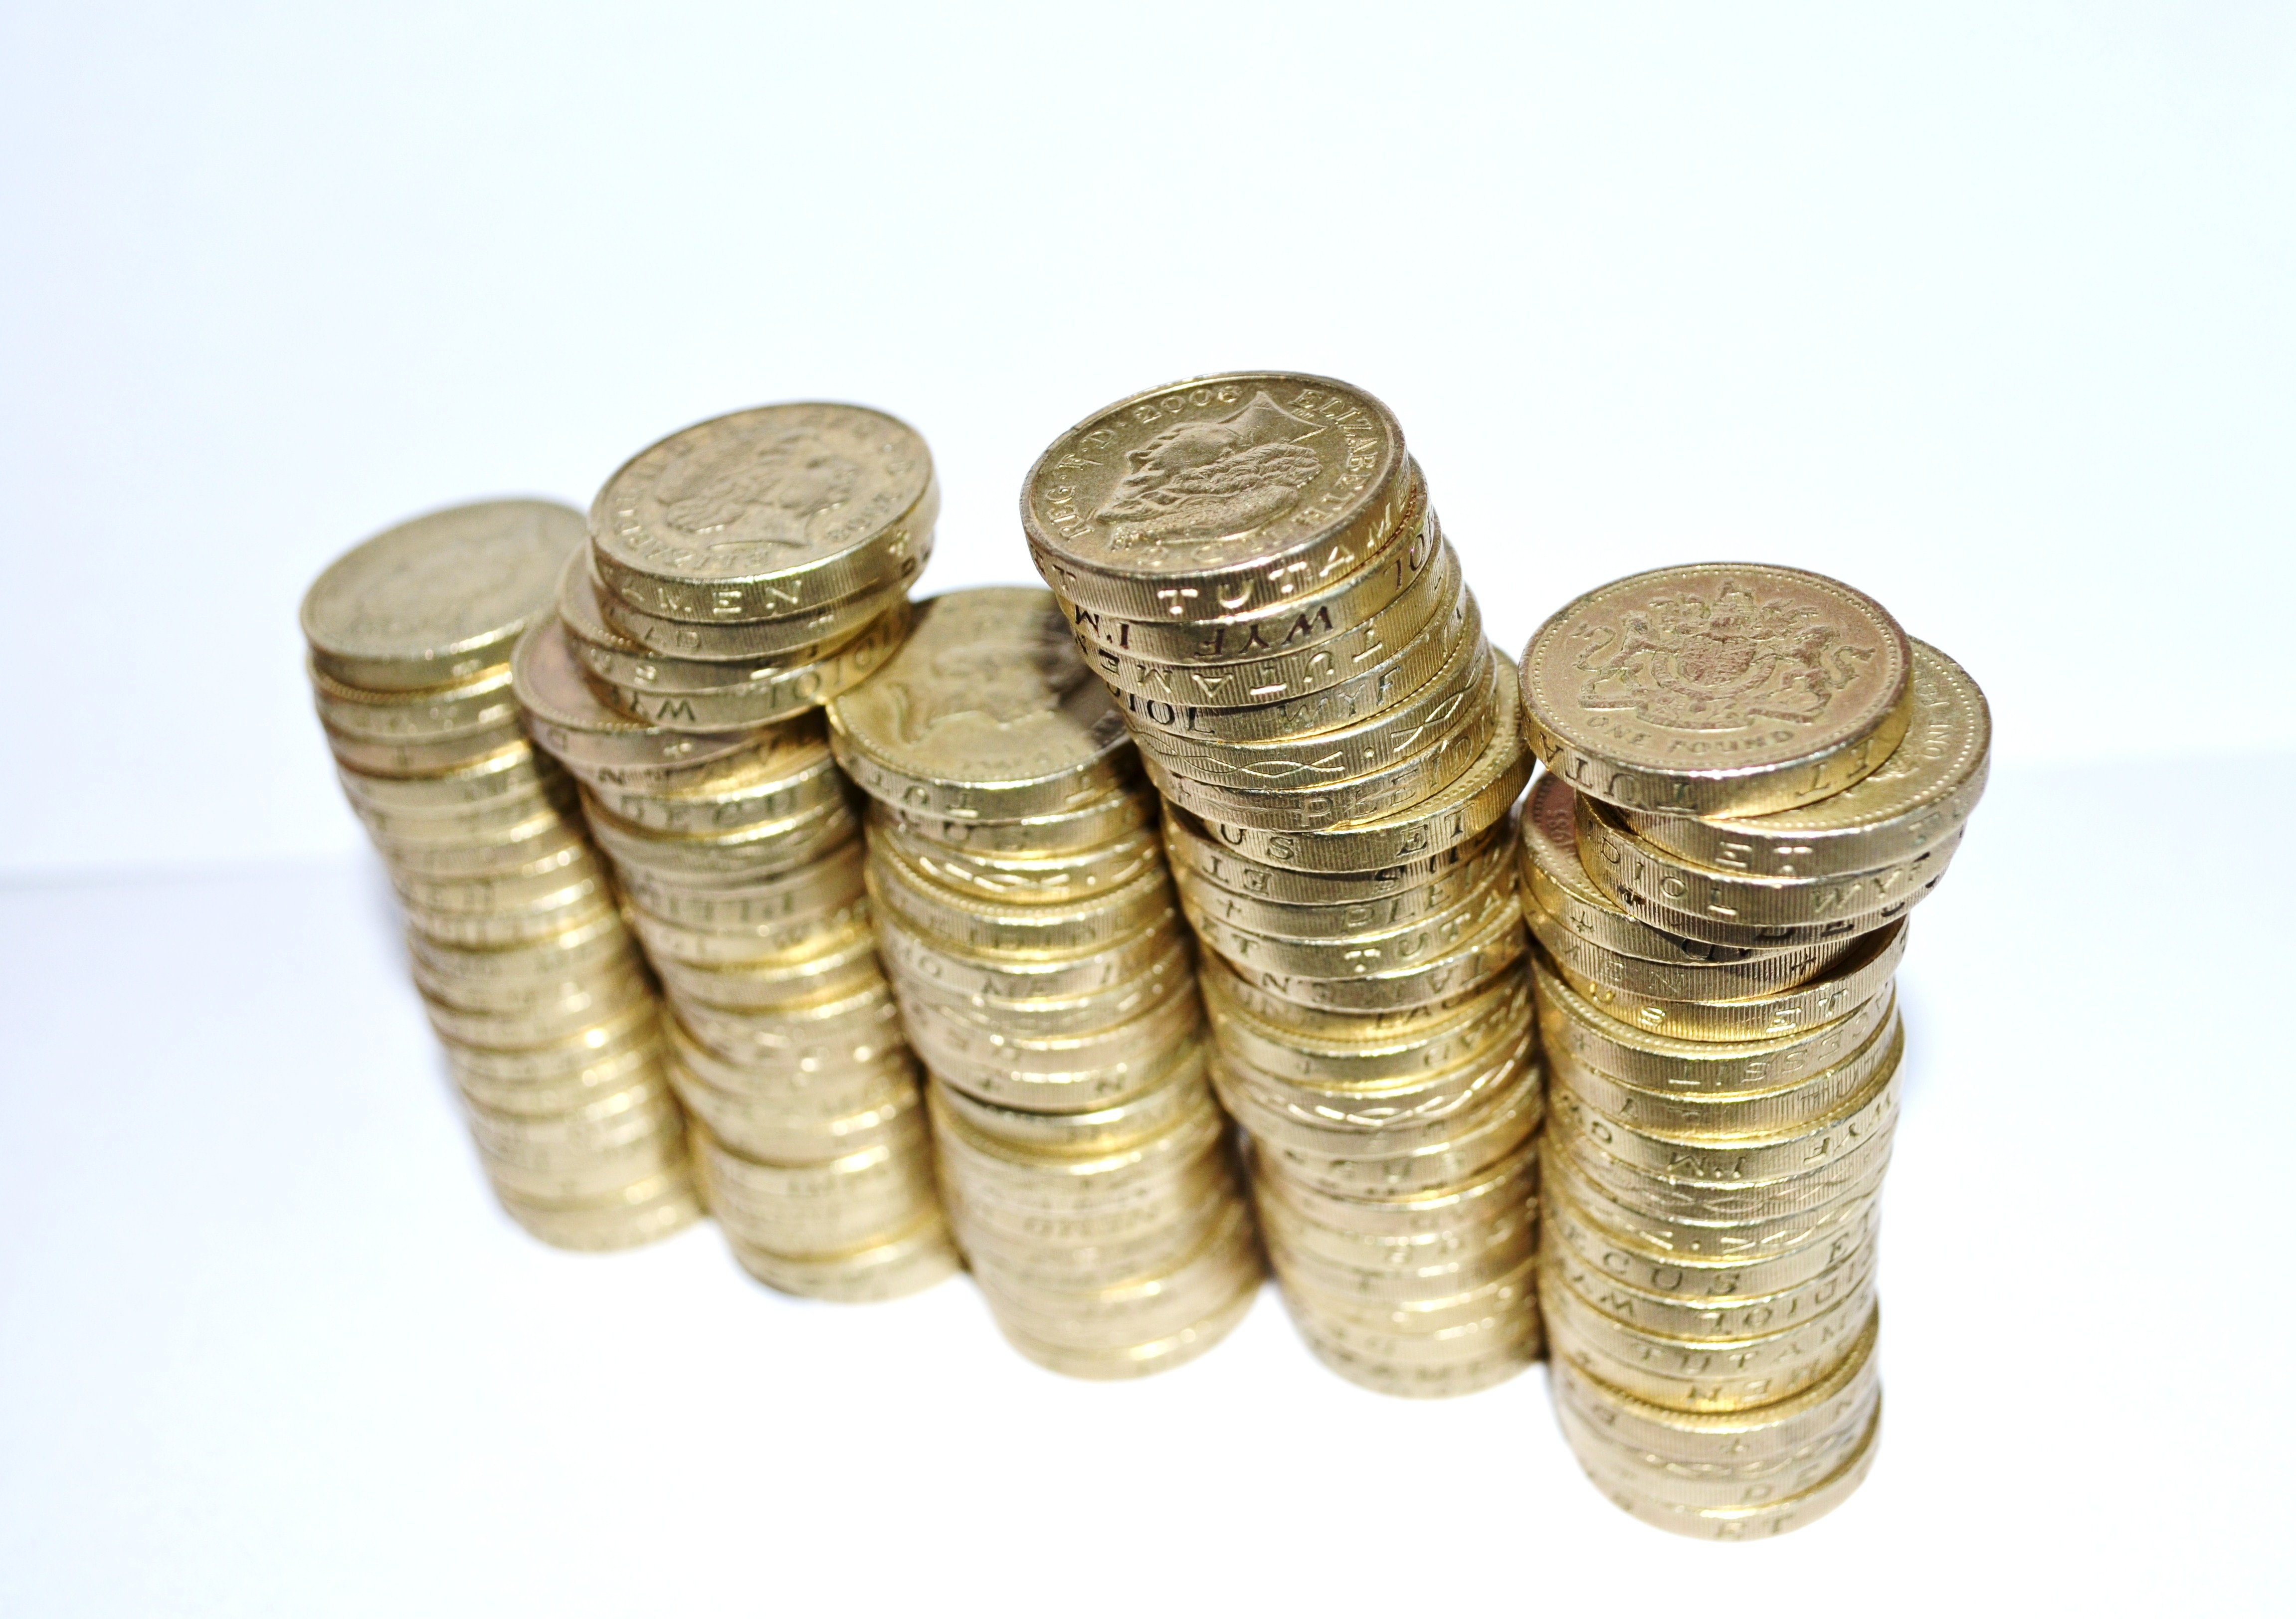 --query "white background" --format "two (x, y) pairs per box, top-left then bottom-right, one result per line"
(0, 4), (2289, 1615)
